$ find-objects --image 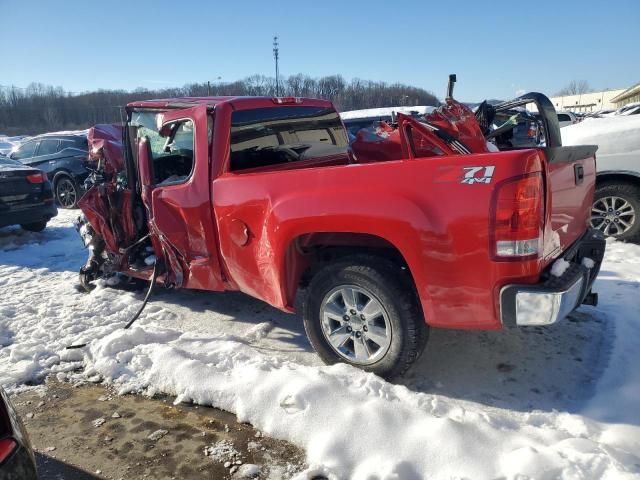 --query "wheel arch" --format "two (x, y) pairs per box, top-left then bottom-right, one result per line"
(51, 169), (75, 185)
(596, 171), (640, 189)
(280, 231), (425, 320)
